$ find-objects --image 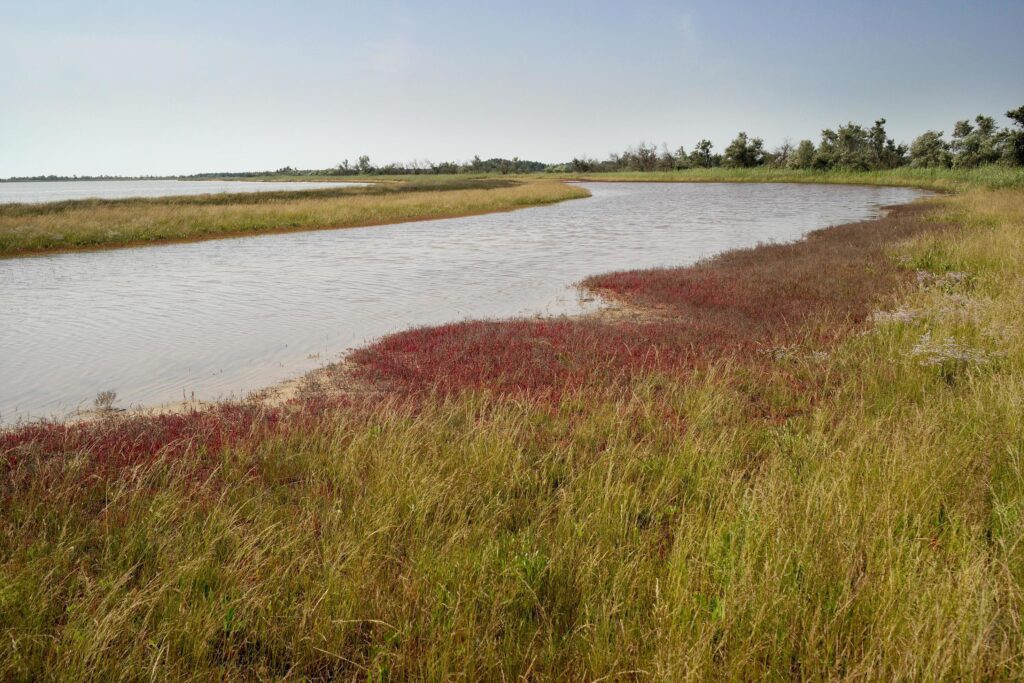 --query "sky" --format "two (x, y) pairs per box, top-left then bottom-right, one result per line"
(2, 0), (1023, 177)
